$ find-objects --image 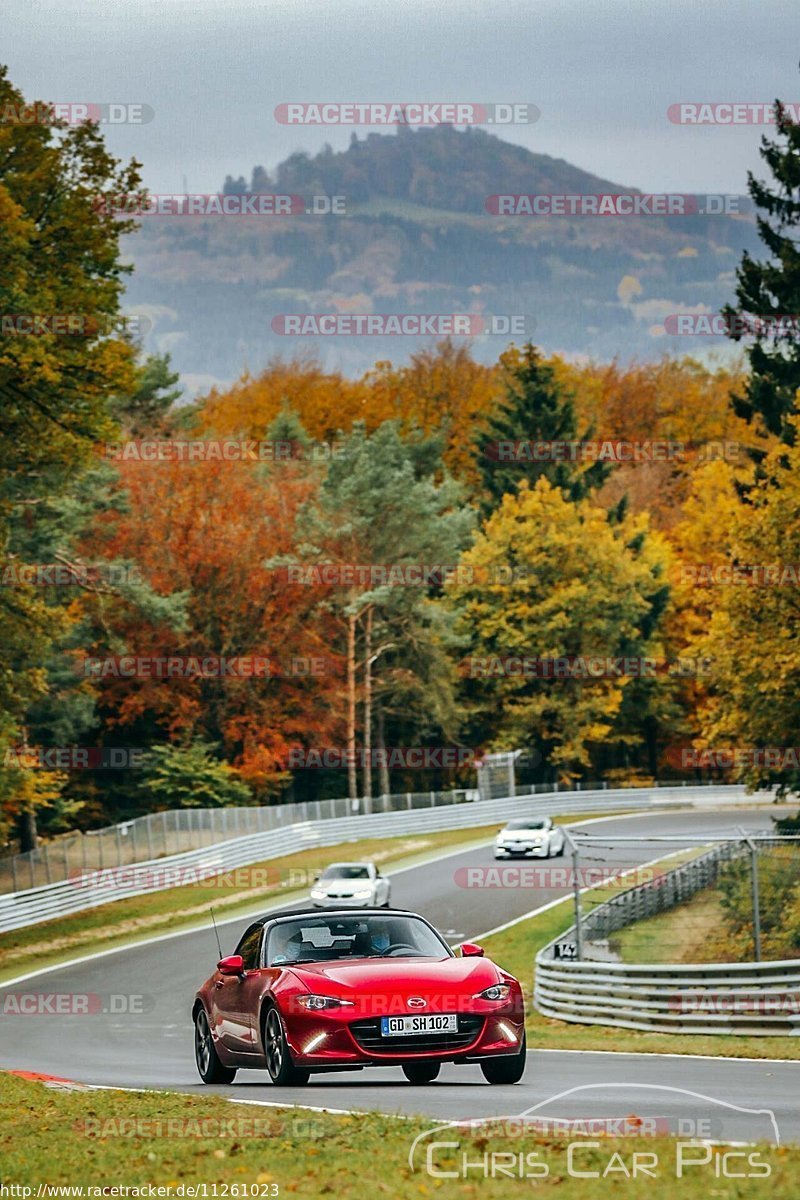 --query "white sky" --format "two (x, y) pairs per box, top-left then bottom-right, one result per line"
(4, 0), (800, 195)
